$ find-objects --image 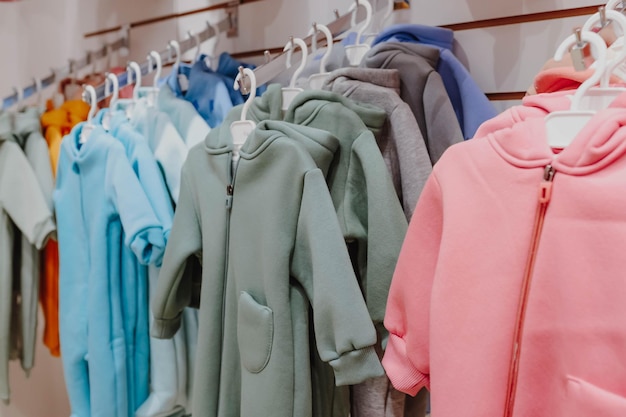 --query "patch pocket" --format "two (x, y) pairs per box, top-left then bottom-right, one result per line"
(565, 375), (626, 417)
(237, 291), (274, 373)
